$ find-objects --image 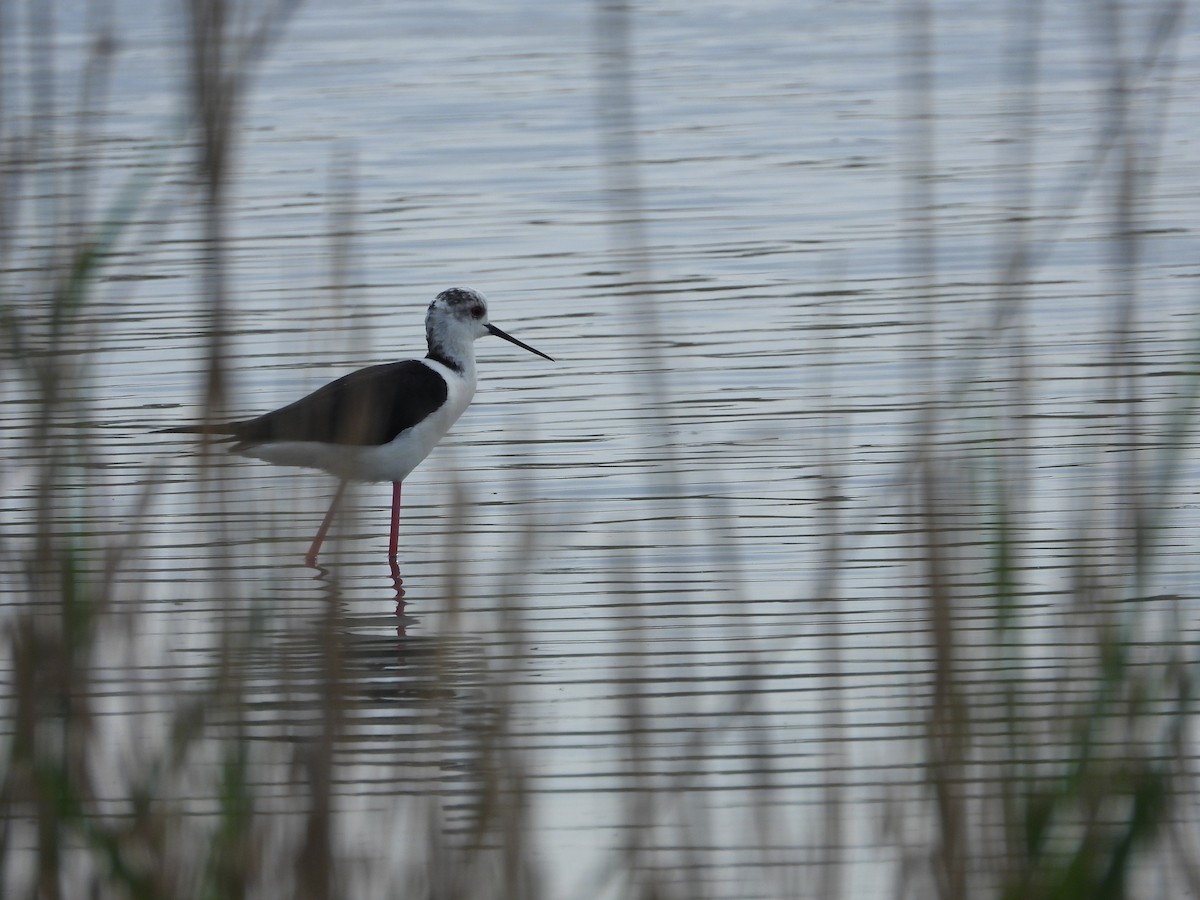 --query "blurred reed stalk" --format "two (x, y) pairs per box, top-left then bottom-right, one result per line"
(595, 3), (726, 896)
(900, 1), (1197, 897)
(592, 3), (805, 898)
(0, 2), (123, 896)
(0, 0), (315, 896)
